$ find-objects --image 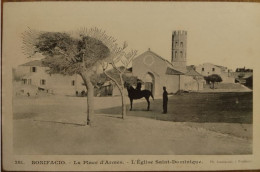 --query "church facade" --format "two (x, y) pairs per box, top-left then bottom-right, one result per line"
(132, 30), (204, 97)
